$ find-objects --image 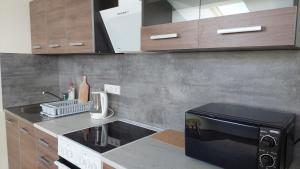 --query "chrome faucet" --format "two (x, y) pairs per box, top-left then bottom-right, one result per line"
(42, 91), (64, 101)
